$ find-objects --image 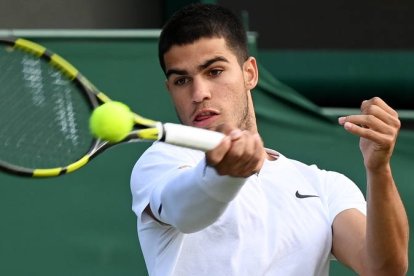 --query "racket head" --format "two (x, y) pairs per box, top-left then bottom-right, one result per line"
(0, 37), (164, 177)
(0, 37), (105, 177)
